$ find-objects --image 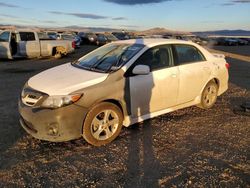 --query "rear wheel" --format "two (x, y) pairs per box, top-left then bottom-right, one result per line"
(199, 80), (218, 109)
(83, 102), (123, 146)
